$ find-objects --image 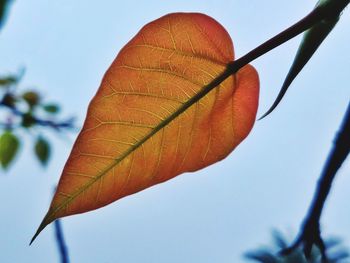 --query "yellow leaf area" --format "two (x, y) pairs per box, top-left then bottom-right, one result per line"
(32, 12), (259, 242)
